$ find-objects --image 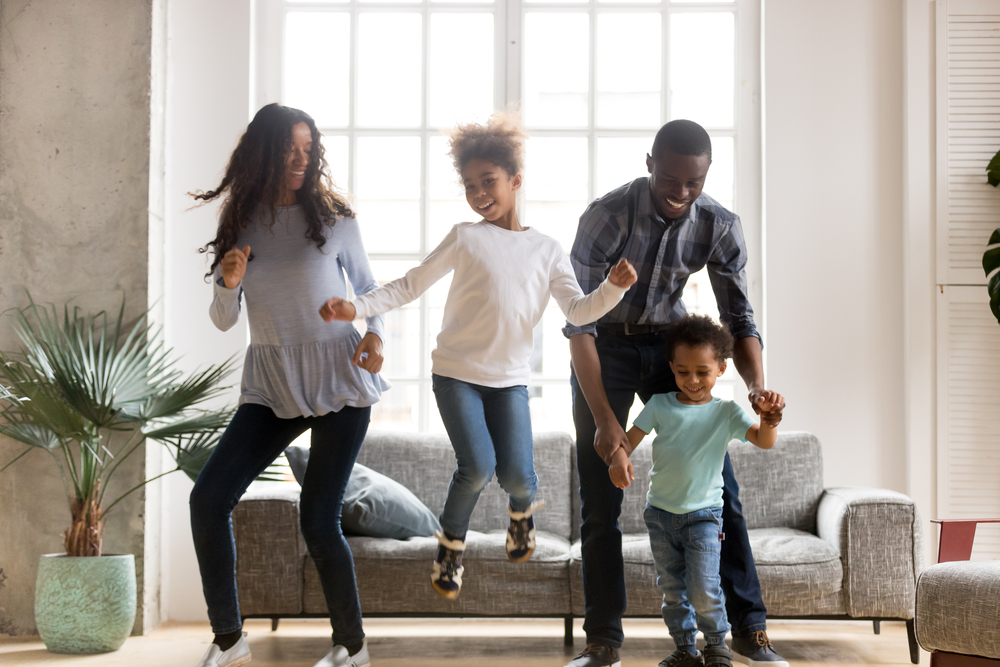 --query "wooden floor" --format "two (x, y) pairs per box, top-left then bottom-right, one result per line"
(0, 619), (923, 666)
